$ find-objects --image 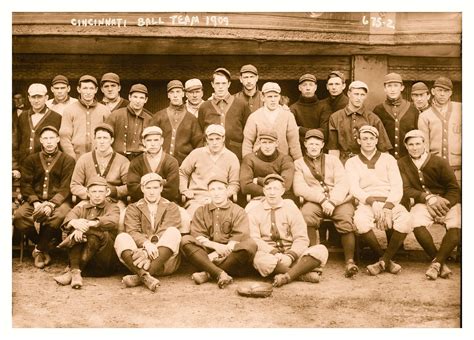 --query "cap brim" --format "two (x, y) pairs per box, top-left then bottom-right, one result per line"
(185, 86), (202, 91)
